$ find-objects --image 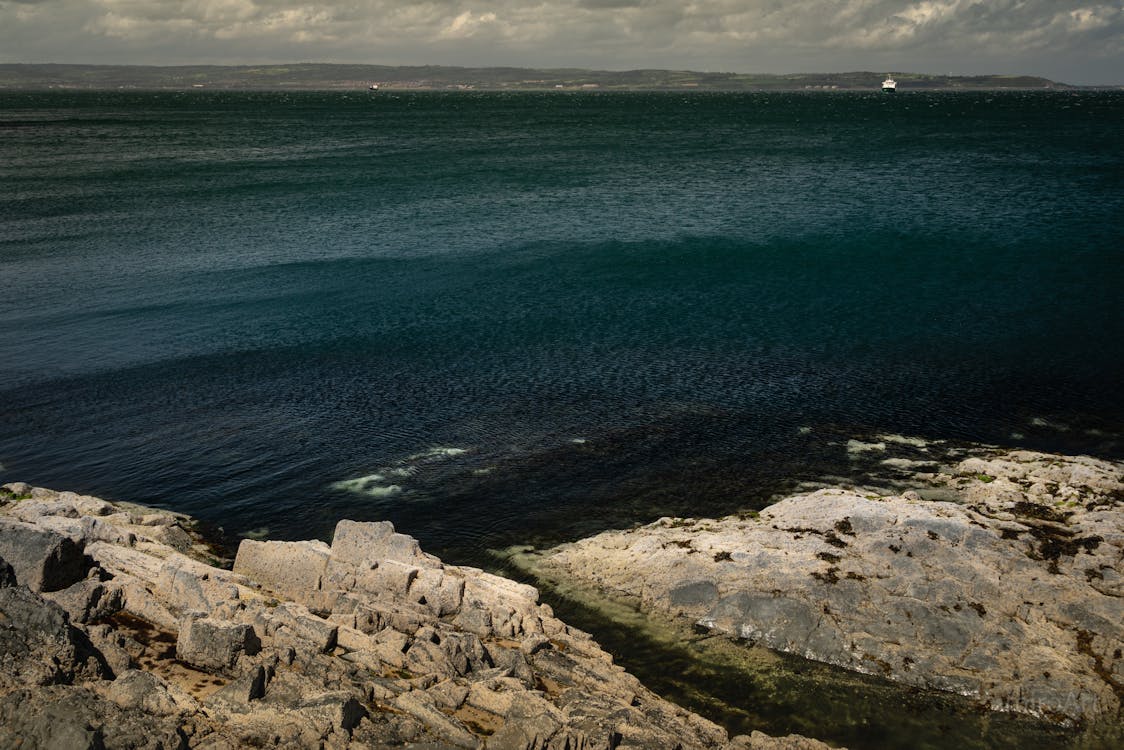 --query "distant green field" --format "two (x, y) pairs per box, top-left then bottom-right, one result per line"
(0, 63), (1076, 91)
